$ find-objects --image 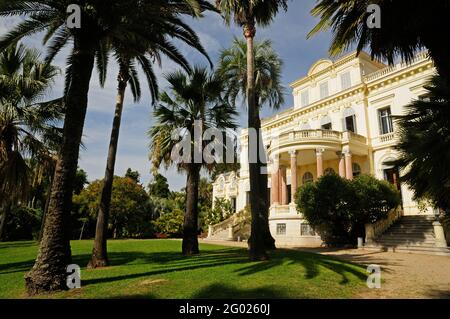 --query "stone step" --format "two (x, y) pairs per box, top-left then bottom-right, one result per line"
(390, 224), (433, 230)
(381, 233), (435, 239)
(375, 240), (436, 246)
(364, 244), (450, 256)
